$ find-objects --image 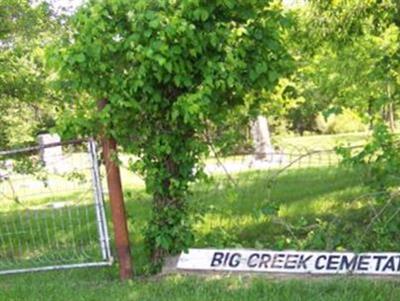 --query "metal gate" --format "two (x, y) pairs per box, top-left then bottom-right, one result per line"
(0, 138), (112, 275)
